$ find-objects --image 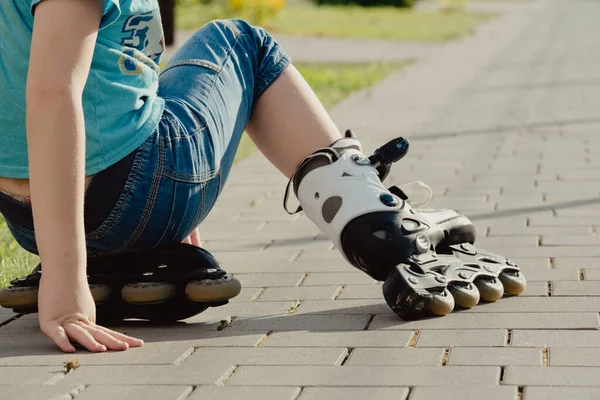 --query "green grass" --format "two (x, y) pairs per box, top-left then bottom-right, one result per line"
(233, 60), (412, 162)
(0, 218), (38, 289)
(176, 3), (495, 42)
(0, 60), (409, 288)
